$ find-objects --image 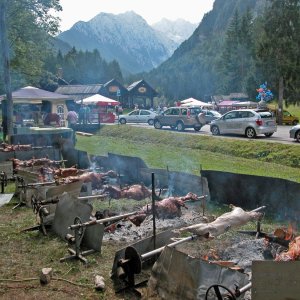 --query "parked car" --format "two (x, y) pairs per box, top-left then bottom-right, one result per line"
(269, 108), (299, 125)
(179, 105), (221, 124)
(210, 109), (277, 138)
(118, 109), (157, 125)
(200, 109), (222, 124)
(289, 124), (300, 142)
(153, 106), (203, 131)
